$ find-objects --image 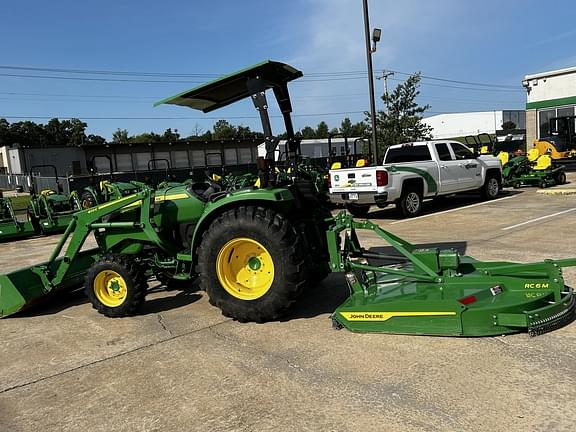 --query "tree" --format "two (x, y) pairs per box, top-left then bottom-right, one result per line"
(340, 118), (353, 137)
(299, 126), (316, 139)
(315, 121), (329, 138)
(212, 120), (237, 139)
(85, 134), (106, 146)
(162, 128), (180, 143)
(112, 129), (129, 144)
(501, 121), (516, 130)
(131, 132), (162, 143)
(370, 72), (432, 153)
(63, 118), (87, 146)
